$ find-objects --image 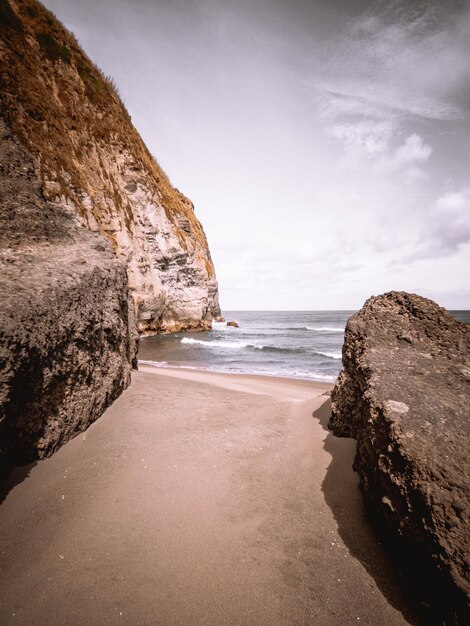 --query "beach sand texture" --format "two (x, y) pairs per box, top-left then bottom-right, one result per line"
(0, 368), (416, 625)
